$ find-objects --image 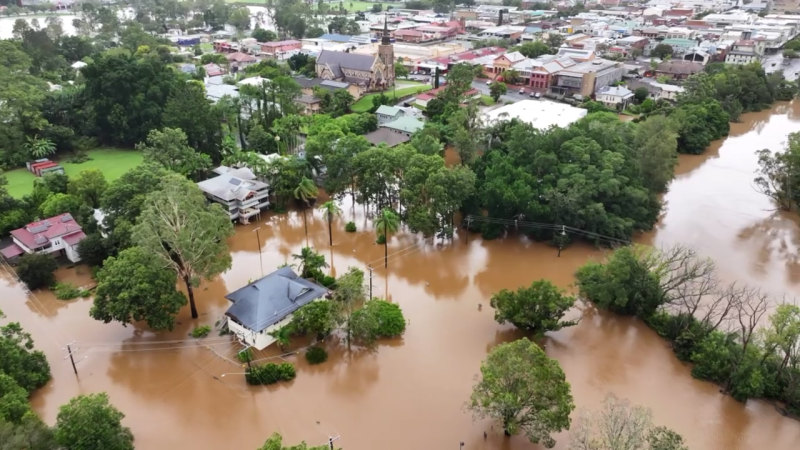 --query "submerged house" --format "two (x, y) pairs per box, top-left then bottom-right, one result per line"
(224, 267), (328, 350)
(197, 166), (270, 223)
